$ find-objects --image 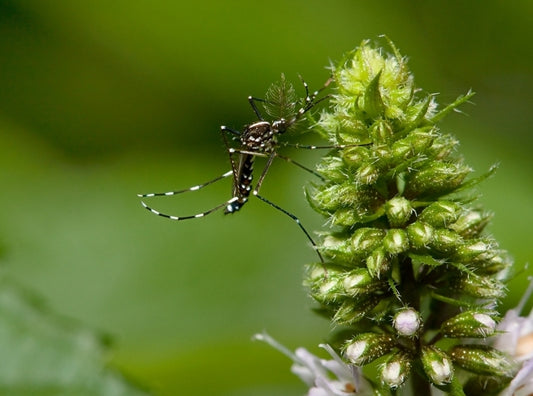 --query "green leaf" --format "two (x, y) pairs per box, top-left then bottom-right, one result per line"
(0, 275), (150, 396)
